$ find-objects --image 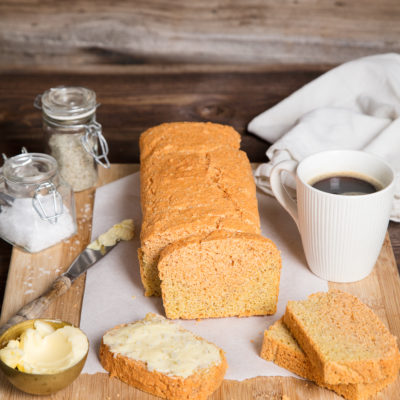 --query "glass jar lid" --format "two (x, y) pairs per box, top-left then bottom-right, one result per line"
(39, 86), (97, 121)
(3, 152), (58, 184)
